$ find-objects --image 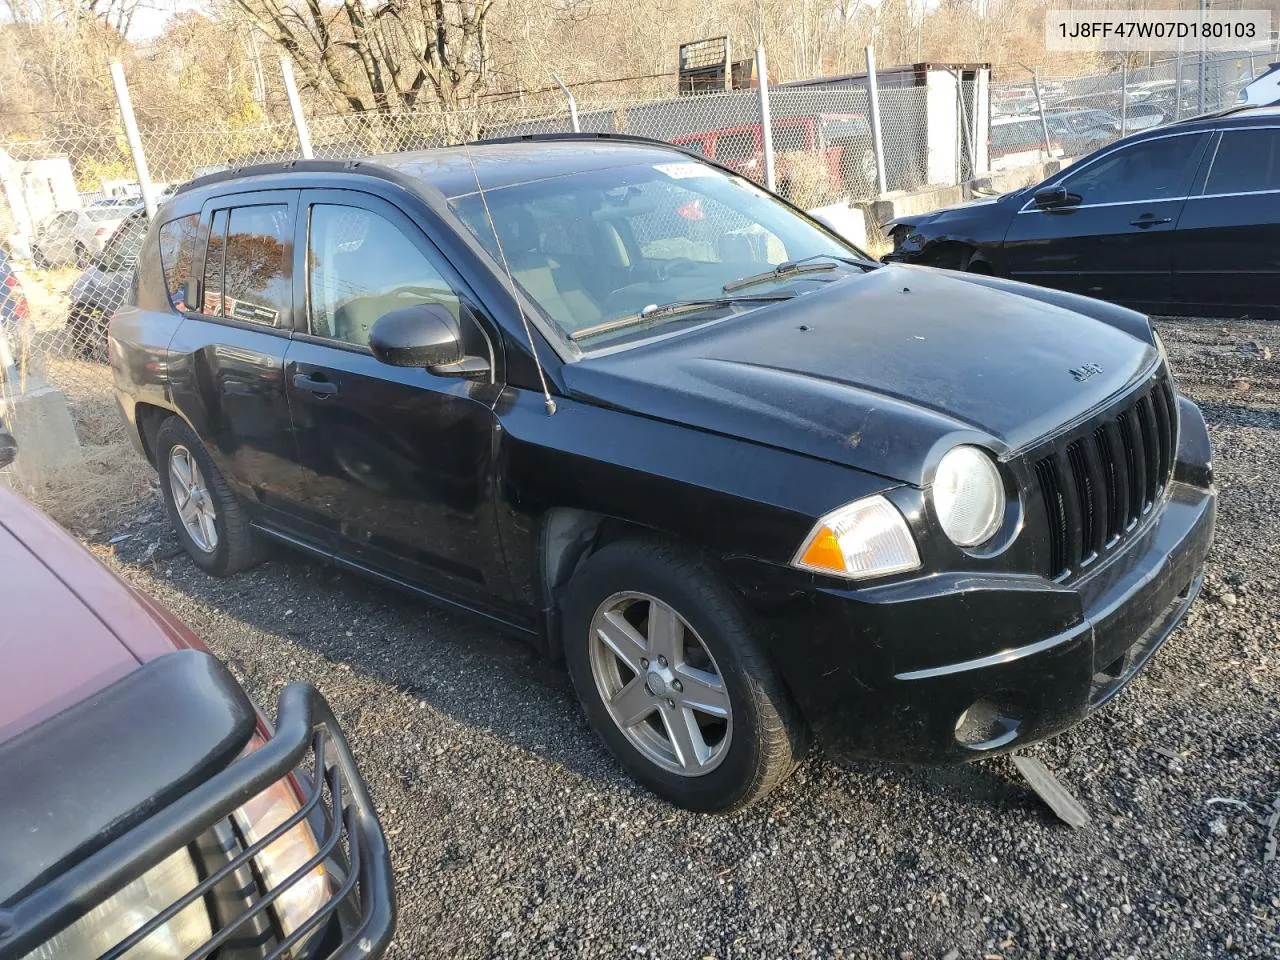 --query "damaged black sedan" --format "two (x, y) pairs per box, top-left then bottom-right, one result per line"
(110, 135), (1215, 812)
